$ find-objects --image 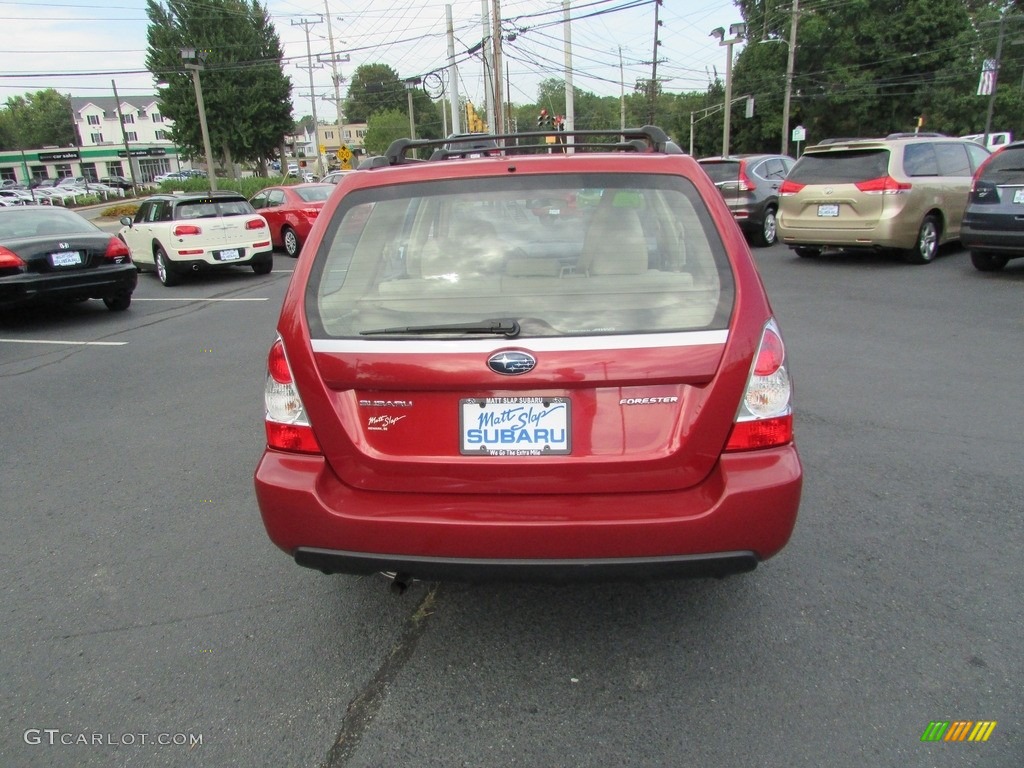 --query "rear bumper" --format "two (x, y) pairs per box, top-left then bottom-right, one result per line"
(254, 445), (802, 582)
(0, 264), (137, 307)
(777, 213), (916, 250)
(166, 246), (272, 271)
(294, 548), (758, 582)
(960, 226), (1024, 256)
